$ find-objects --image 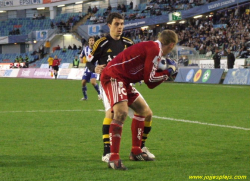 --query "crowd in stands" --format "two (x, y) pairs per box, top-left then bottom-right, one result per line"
(177, 5), (250, 58)
(88, 6), (99, 14)
(9, 28), (20, 35)
(89, 0), (220, 24)
(61, 44), (82, 53)
(32, 14), (46, 20)
(119, 4), (250, 59)
(50, 12), (85, 33)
